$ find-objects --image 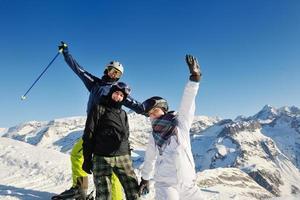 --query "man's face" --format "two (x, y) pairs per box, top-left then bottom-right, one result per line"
(107, 67), (122, 79)
(111, 90), (124, 102)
